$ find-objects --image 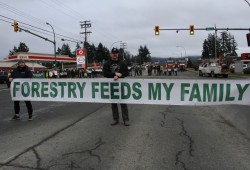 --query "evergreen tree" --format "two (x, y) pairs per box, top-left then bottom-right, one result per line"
(201, 40), (210, 58)
(123, 51), (132, 66)
(84, 42), (97, 64)
(219, 31), (229, 56)
(96, 43), (109, 65)
(70, 43), (82, 57)
(9, 42), (29, 55)
(202, 32), (238, 59)
(9, 46), (18, 55)
(230, 36), (238, 56)
(56, 47), (62, 55)
(17, 42), (29, 52)
(137, 45), (151, 64)
(76, 42), (81, 50)
(61, 43), (71, 56)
